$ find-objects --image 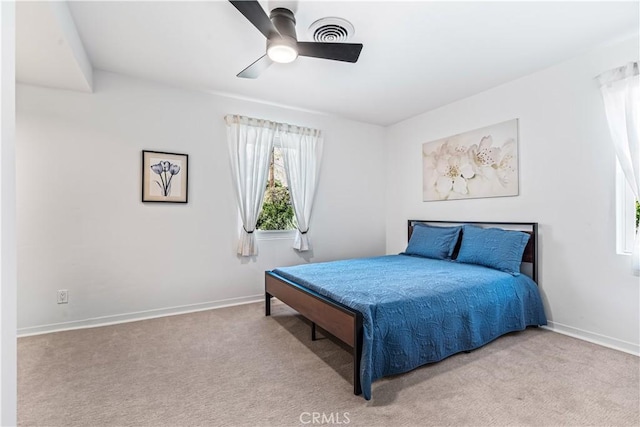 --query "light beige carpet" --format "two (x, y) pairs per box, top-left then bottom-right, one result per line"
(18, 301), (640, 427)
